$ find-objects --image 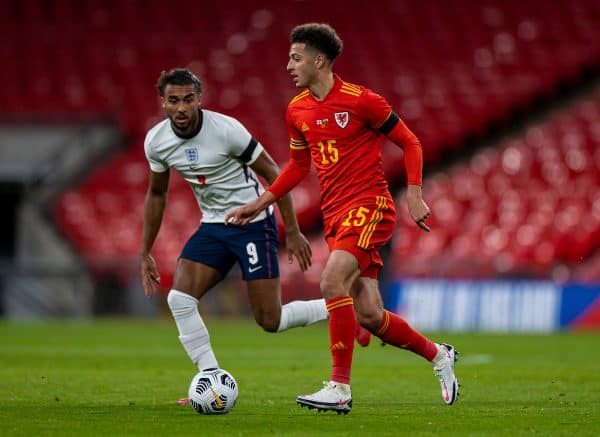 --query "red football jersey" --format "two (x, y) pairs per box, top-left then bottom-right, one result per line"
(286, 75), (394, 221)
